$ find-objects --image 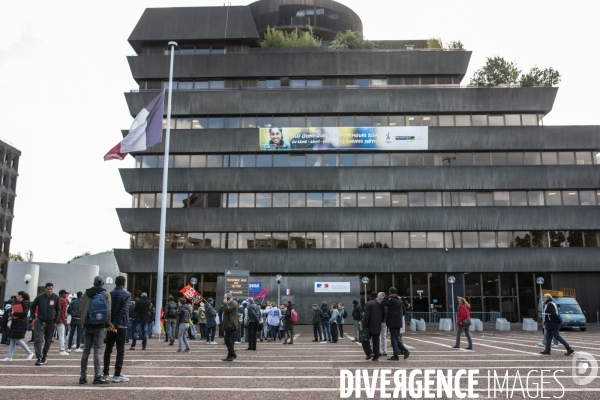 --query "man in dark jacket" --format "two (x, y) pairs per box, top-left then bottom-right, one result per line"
(130, 293), (150, 350)
(30, 282), (60, 365)
(79, 276), (112, 384)
(381, 287), (410, 360)
(103, 276), (131, 382)
(165, 296), (178, 345)
(125, 298), (137, 344)
(312, 304), (324, 342)
(321, 302), (332, 342)
(361, 291), (384, 362)
(221, 293), (238, 361)
(540, 294), (574, 356)
(205, 298), (217, 344)
(351, 300), (362, 342)
(67, 292), (84, 353)
(246, 298), (260, 351)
